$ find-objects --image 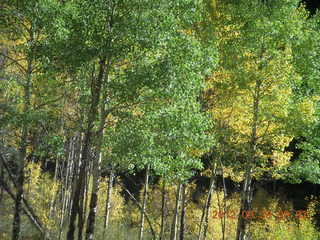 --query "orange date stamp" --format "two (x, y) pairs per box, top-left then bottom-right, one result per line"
(212, 210), (310, 220)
